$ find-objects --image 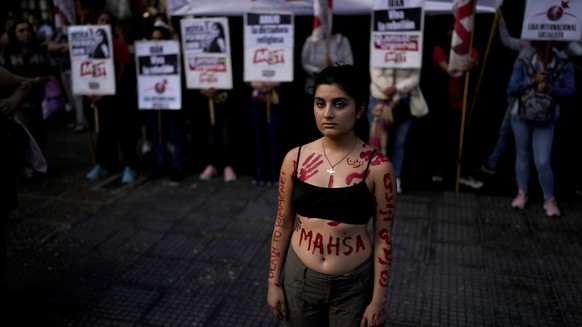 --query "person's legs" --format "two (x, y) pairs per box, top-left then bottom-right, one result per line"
(511, 112), (533, 195)
(168, 111), (185, 171)
(486, 105), (513, 167)
(327, 258), (373, 327)
(250, 100), (267, 183)
(283, 247), (328, 326)
(388, 117), (412, 179)
(531, 121), (556, 201)
(267, 106), (281, 184)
